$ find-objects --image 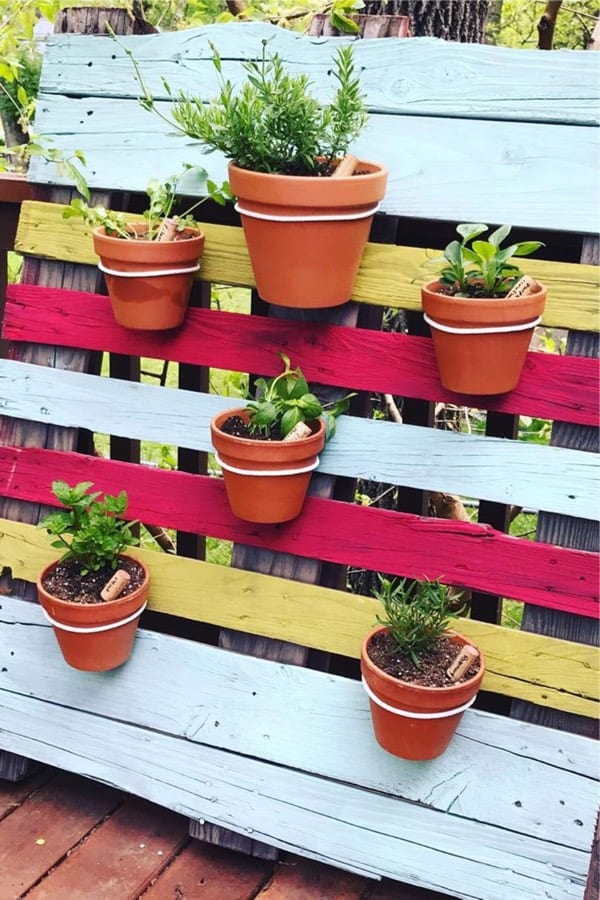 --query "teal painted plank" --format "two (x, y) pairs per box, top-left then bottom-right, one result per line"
(0, 596), (597, 853)
(28, 94), (600, 233)
(40, 24), (600, 125)
(0, 598), (594, 899)
(0, 359), (597, 519)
